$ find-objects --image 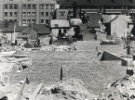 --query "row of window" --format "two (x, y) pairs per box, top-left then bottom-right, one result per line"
(40, 19), (49, 24)
(22, 4), (36, 9)
(58, 11), (66, 16)
(23, 12), (36, 17)
(40, 12), (53, 17)
(22, 19), (35, 24)
(5, 19), (17, 22)
(4, 4), (18, 9)
(4, 11), (54, 17)
(4, 4), (55, 9)
(40, 4), (54, 9)
(22, 19), (49, 24)
(4, 12), (17, 17)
